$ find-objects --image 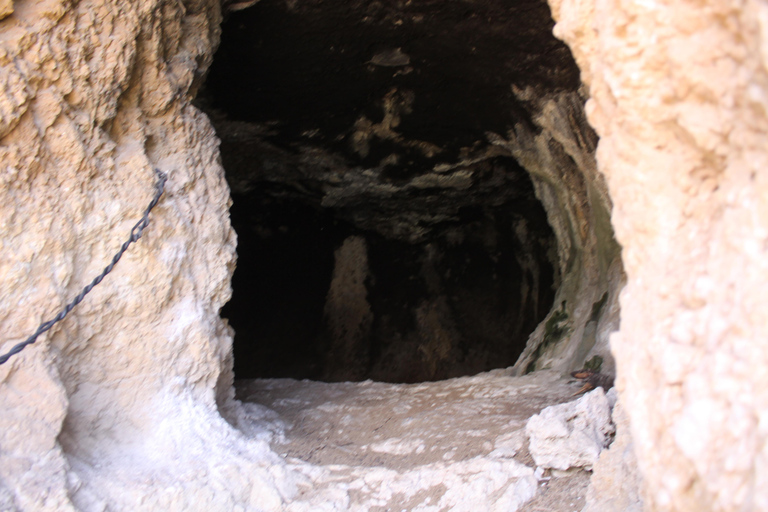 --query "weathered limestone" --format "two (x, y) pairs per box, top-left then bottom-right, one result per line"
(237, 370), (585, 512)
(0, 0), (249, 507)
(550, 0), (768, 509)
(525, 387), (615, 471)
(498, 90), (624, 377)
(584, 398), (644, 512)
(0, 0), (12, 20)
